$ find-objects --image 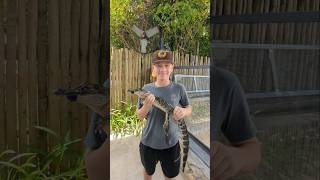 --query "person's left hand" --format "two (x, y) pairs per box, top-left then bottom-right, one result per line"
(212, 142), (241, 180)
(173, 106), (186, 121)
